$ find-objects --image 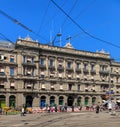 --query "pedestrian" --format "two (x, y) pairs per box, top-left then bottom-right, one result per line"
(96, 104), (100, 114)
(55, 105), (57, 112)
(79, 105), (82, 111)
(21, 107), (25, 116)
(108, 101), (112, 112)
(47, 106), (50, 113)
(64, 105), (67, 112)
